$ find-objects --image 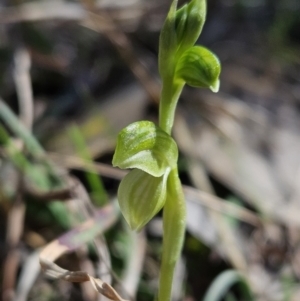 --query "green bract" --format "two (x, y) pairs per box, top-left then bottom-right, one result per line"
(175, 0), (206, 55)
(158, 0), (177, 80)
(112, 121), (178, 177)
(118, 168), (170, 231)
(159, 0), (206, 80)
(175, 46), (221, 92)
